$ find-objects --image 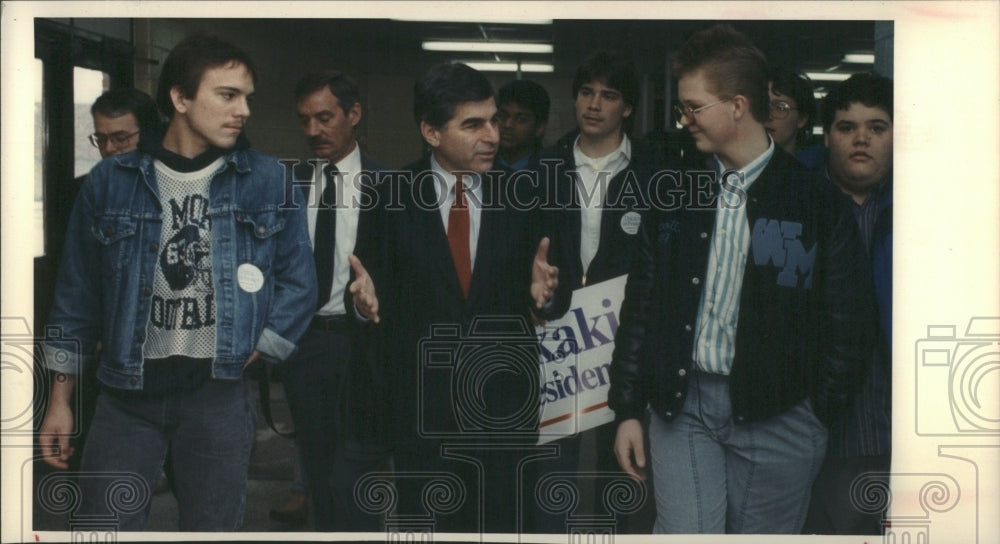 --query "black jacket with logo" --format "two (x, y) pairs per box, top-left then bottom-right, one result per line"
(608, 147), (875, 428)
(534, 129), (666, 319)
